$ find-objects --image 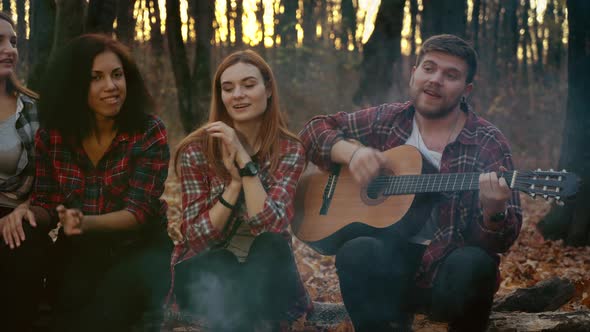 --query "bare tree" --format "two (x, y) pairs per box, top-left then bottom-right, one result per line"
(277, 0), (298, 47)
(421, 0), (467, 39)
(27, 0), (56, 90)
(1, 0), (10, 14)
(166, 0), (195, 133)
(538, 0), (590, 246)
(148, 0), (164, 55)
(86, 0), (117, 34)
(340, 0), (356, 49)
(116, 0), (136, 45)
(302, 0), (317, 47)
(51, 0), (86, 60)
(353, 0), (405, 106)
